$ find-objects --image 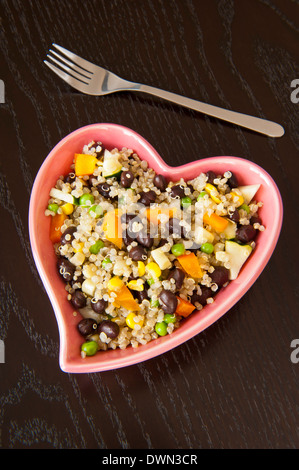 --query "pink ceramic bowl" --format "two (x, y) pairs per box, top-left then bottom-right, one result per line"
(28, 123), (283, 373)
